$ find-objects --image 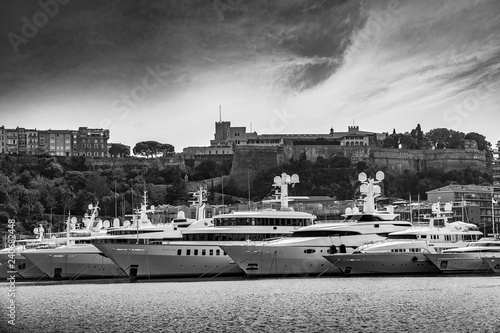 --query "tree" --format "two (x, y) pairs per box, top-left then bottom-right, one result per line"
(159, 144), (175, 157)
(109, 143), (130, 157)
(133, 141), (174, 157)
(465, 132), (493, 164)
(425, 128), (464, 149)
(194, 160), (218, 180)
(133, 142), (151, 157)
